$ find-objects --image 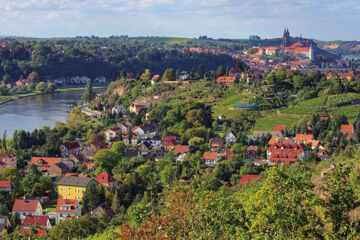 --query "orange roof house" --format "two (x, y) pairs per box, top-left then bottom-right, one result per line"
(174, 145), (189, 155)
(273, 125), (287, 132)
(216, 76), (237, 86)
(268, 136), (280, 145)
(294, 134), (314, 143)
(30, 157), (62, 172)
(340, 124), (354, 134)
